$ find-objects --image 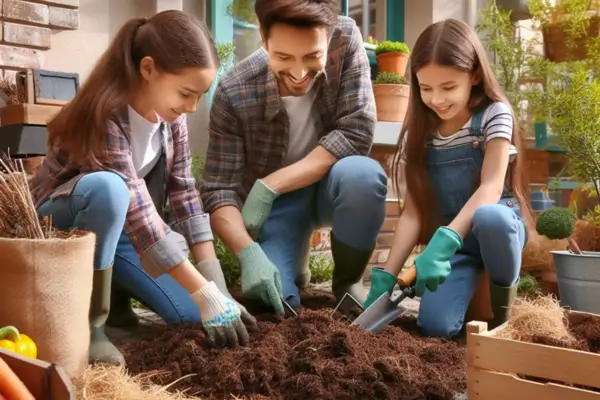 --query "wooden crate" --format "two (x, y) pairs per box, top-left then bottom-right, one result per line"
(0, 103), (61, 126)
(467, 315), (600, 399)
(524, 148), (549, 184)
